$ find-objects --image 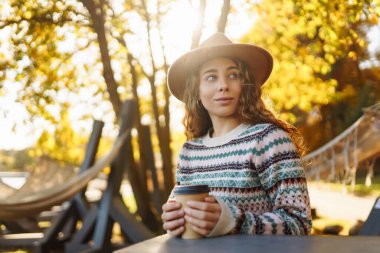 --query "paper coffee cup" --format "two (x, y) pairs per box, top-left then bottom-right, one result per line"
(174, 184), (209, 239)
